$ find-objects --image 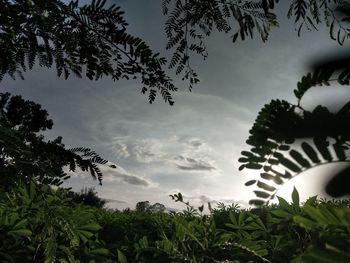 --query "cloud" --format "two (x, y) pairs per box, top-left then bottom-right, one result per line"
(174, 155), (217, 171)
(112, 137), (130, 158)
(111, 137), (164, 163)
(101, 166), (151, 187)
(111, 136), (218, 173)
(132, 139), (164, 163)
(103, 198), (127, 204)
(174, 136), (212, 152)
